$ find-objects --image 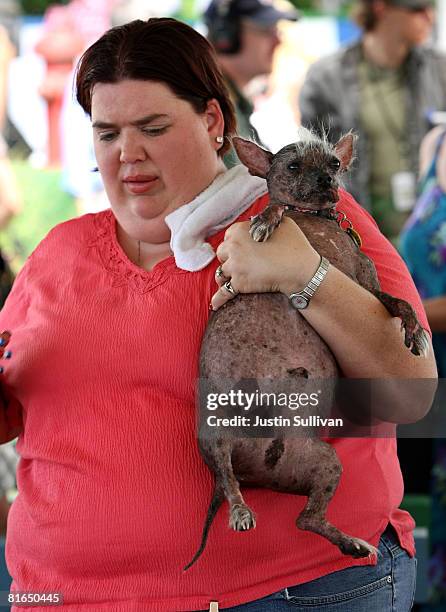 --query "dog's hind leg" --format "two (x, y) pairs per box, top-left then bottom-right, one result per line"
(296, 483), (378, 558)
(201, 438), (256, 532)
